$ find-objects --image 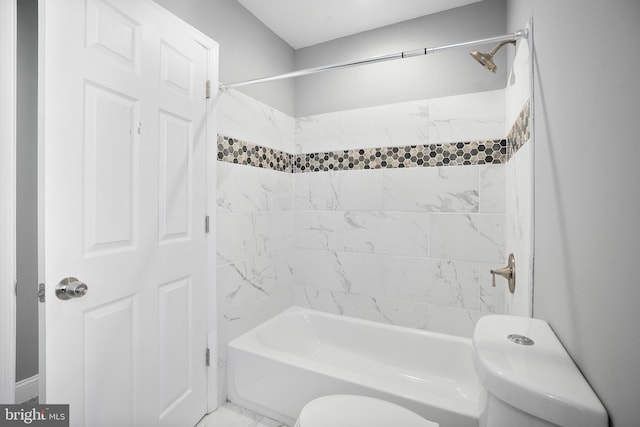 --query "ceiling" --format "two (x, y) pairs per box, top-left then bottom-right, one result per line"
(236, 0), (483, 49)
